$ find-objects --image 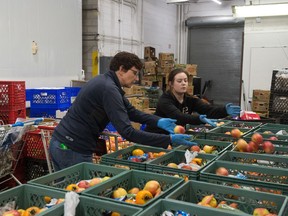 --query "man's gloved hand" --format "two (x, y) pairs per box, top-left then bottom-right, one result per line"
(199, 115), (217, 127)
(157, 118), (177, 134)
(226, 103), (241, 117)
(170, 134), (197, 146)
